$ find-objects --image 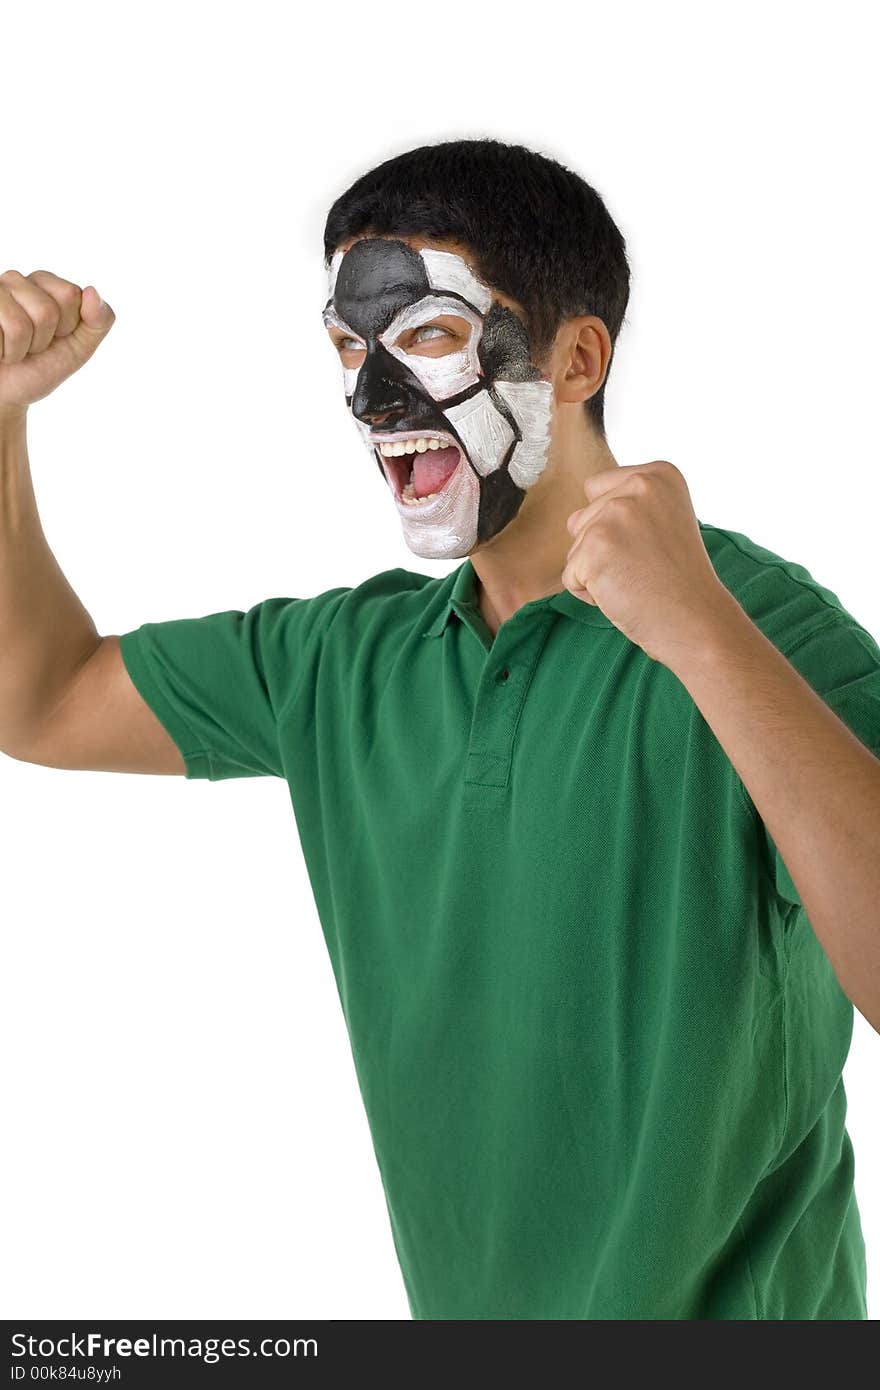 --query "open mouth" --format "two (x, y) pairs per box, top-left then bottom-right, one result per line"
(372, 431), (464, 508)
